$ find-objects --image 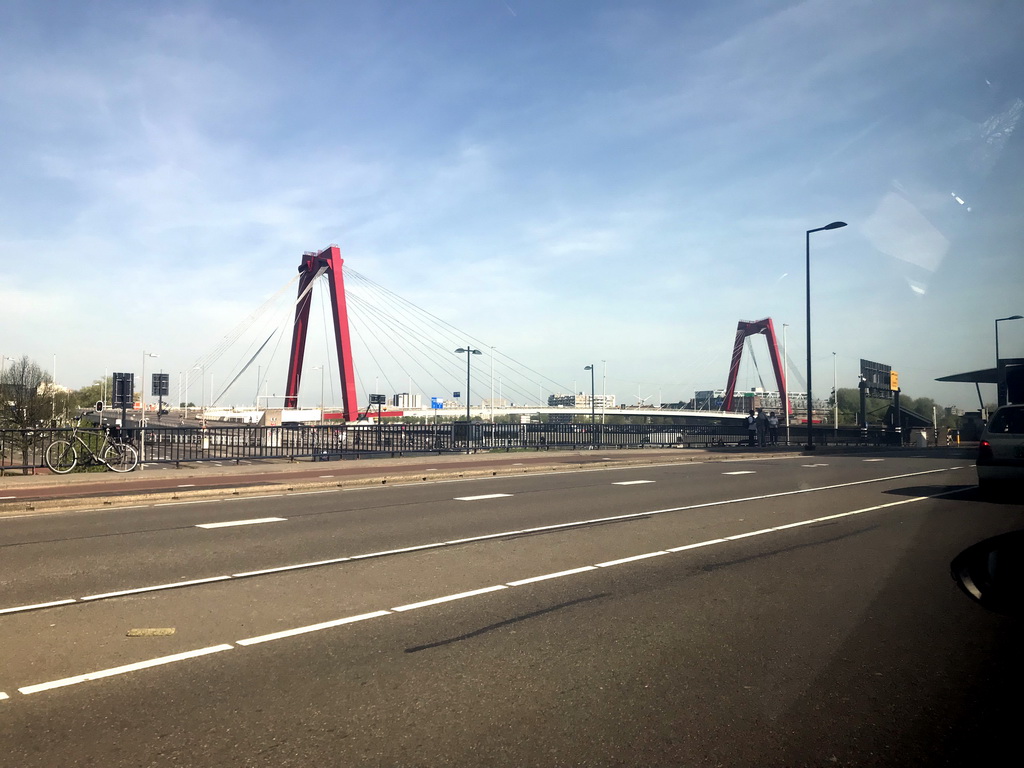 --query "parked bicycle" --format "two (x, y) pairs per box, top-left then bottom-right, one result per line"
(44, 402), (139, 474)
